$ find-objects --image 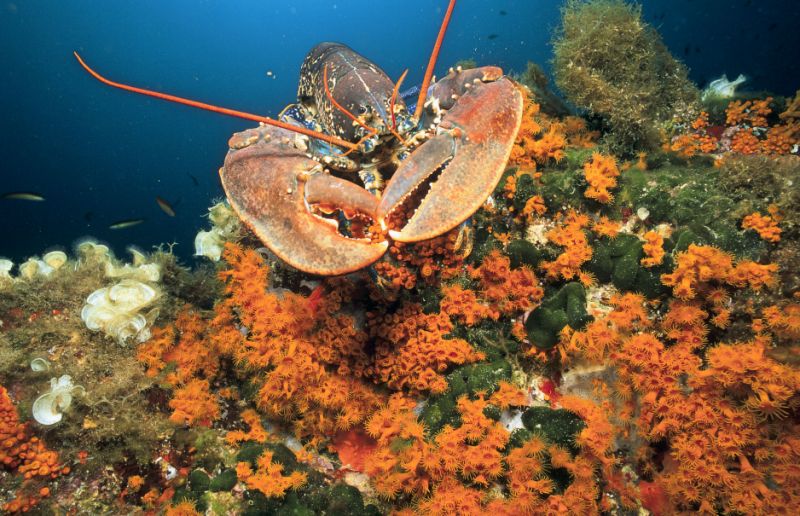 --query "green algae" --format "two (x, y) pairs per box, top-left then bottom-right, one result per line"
(506, 239), (547, 269)
(421, 360), (513, 435)
(210, 469), (238, 492)
(188, 469), (211, 492)
(588, 234), (669, 297)
(181, 439), (382, 515)
(539, 166), (586, 211)
(237, 467), (379, 516)
(519, 406), (589, 493)
(525, 282), (590, 350)
(512, 172), (540, 212)
(507, 427), (535, 450)
(172, 486), (209, 513)
(521, 406), (586, 454)
(454, 322), (520, 362)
